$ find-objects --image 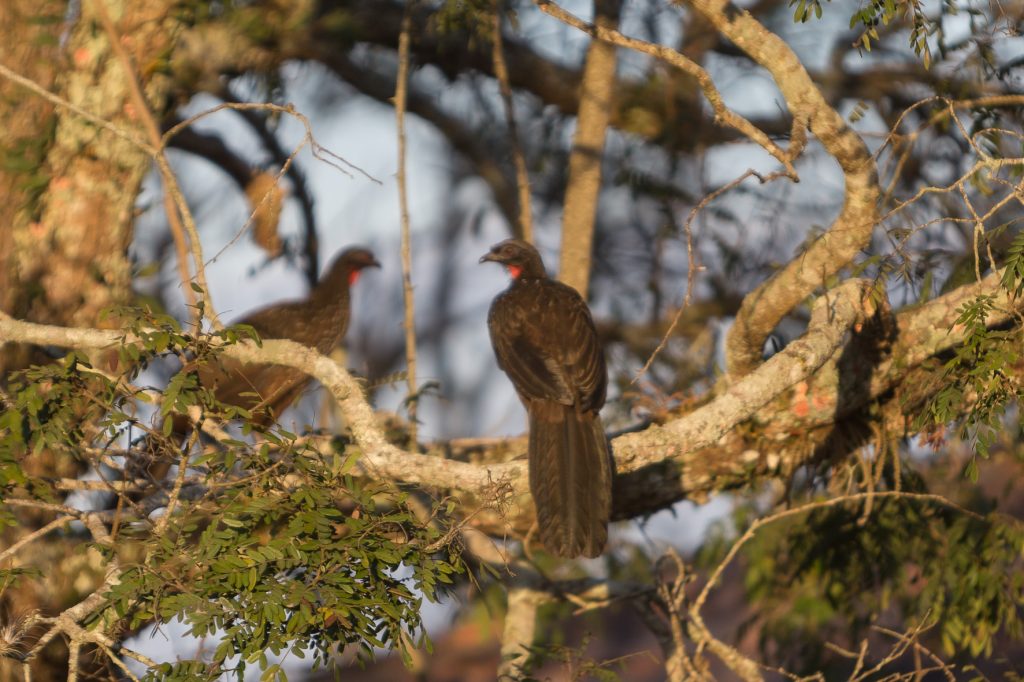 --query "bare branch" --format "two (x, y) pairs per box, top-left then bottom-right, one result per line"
(491, 3), (534, 243)
(395, 4), (419, 446)
(535, 0), (799, 175)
